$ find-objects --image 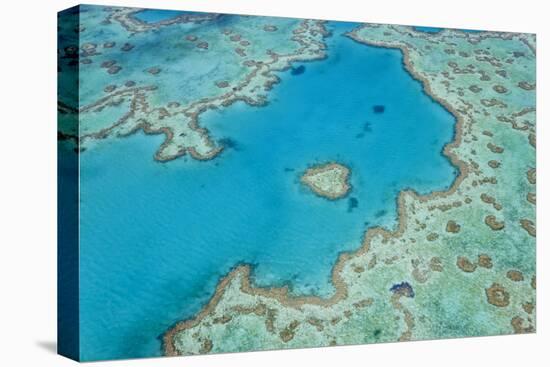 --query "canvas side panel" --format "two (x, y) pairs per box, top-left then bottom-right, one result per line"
(57, 5), (81, 362)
